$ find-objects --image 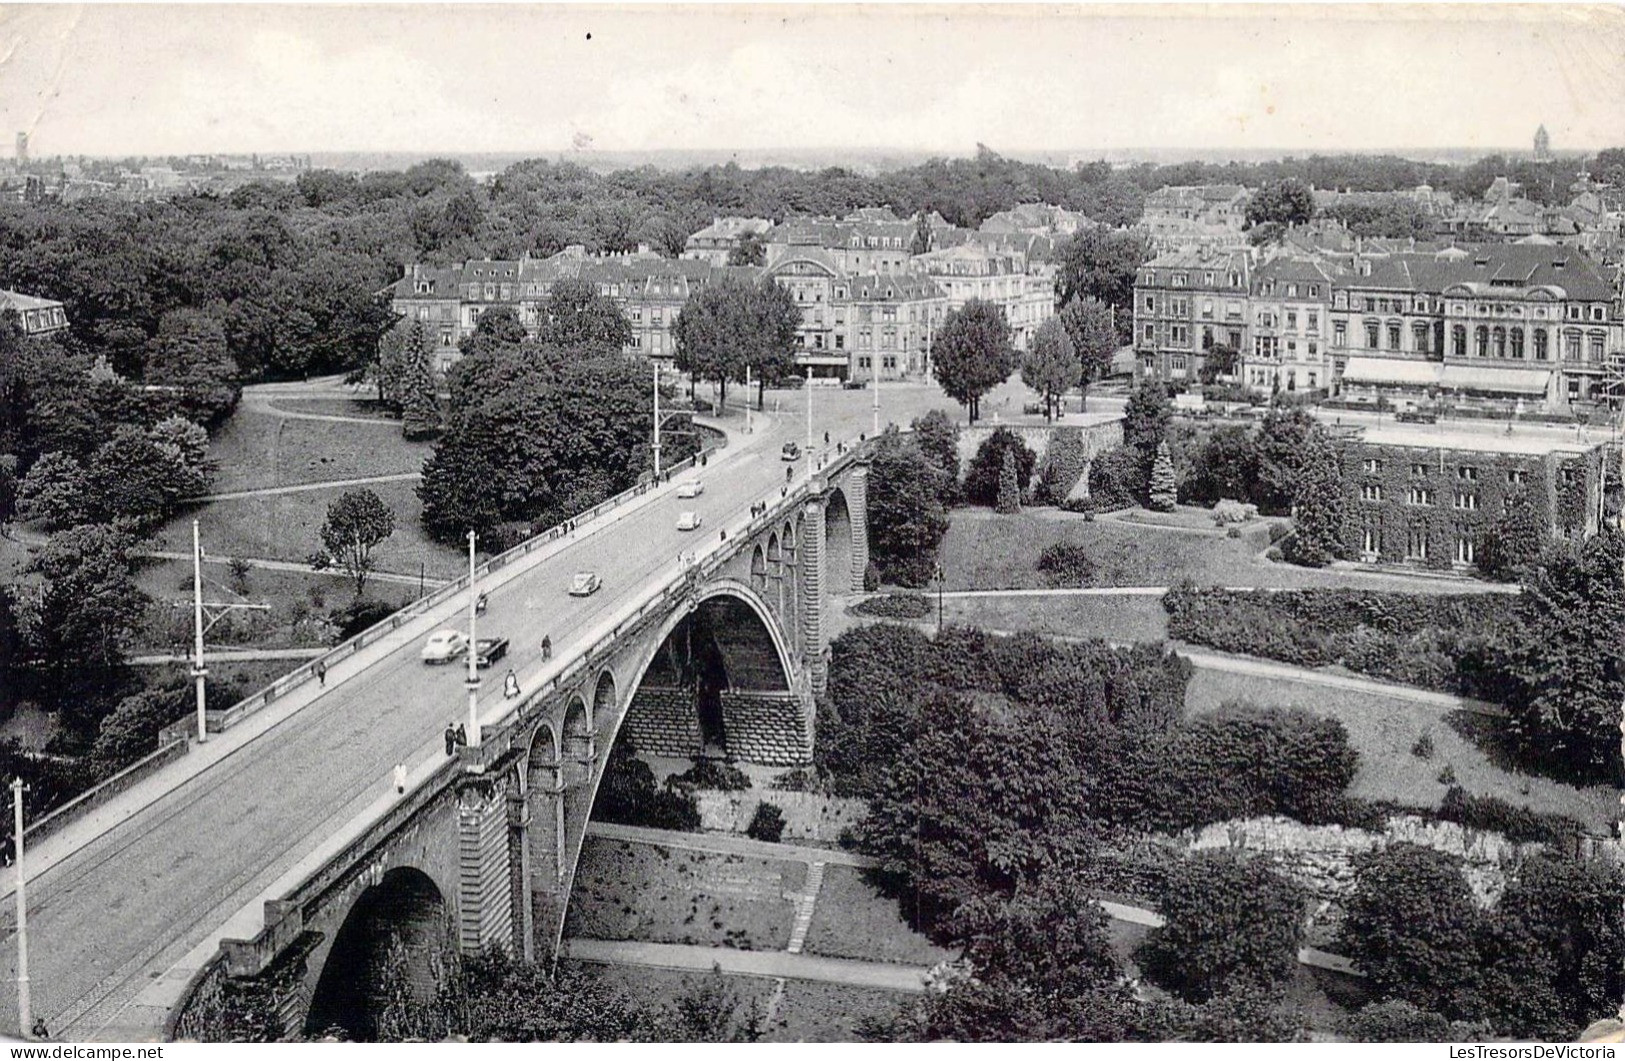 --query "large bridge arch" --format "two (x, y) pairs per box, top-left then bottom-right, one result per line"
(303, 868), (454, 1042)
